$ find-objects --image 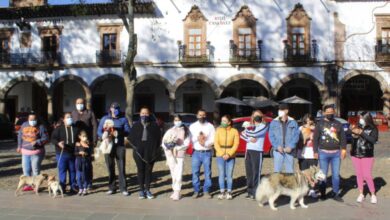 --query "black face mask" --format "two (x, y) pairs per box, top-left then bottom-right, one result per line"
(254, 116), (262, 123)
(198, 117), (206, 123)
(325, 114), (335, 121)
